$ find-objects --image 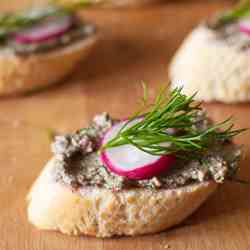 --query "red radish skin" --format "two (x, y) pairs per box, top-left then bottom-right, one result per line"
(14, 15), (73, 44)
(100, 119), (176, 180)
(101, 150), (175, 180)
(239, 21), (250, 36)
